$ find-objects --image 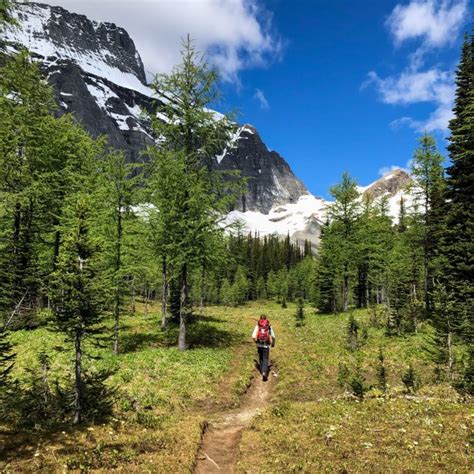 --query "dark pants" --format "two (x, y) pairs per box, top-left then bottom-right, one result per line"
(258, 346), (270, 376)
